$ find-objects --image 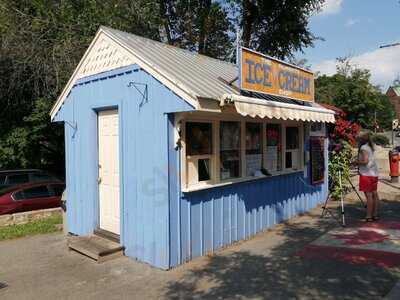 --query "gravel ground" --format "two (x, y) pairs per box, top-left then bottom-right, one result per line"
(1, 193), (400, 300)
